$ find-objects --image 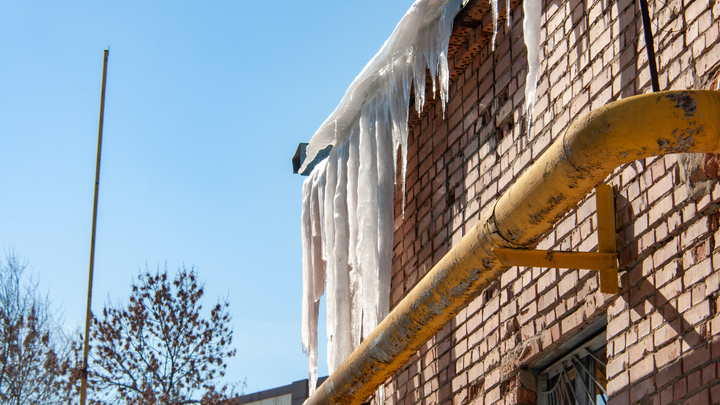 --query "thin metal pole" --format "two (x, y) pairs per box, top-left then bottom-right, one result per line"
(639, 0), (660, 92)
(80, 48), (109, 405)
